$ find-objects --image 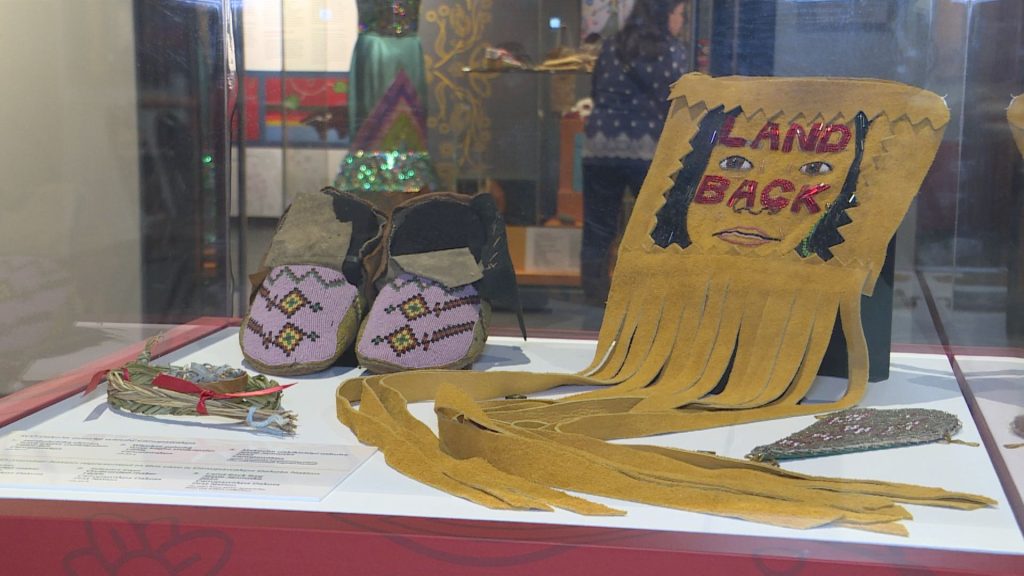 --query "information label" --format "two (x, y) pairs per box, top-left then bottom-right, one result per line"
(0, 432), (375, 501)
